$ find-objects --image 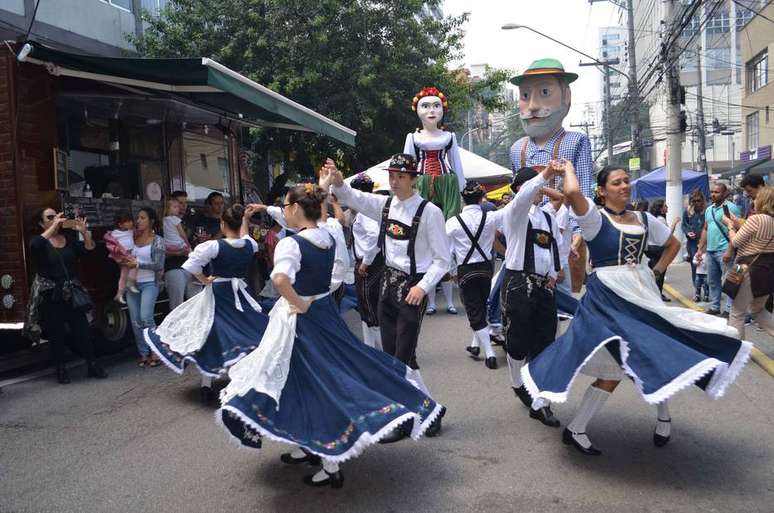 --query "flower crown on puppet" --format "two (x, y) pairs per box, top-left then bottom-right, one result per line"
(412, 87), (449, 112)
